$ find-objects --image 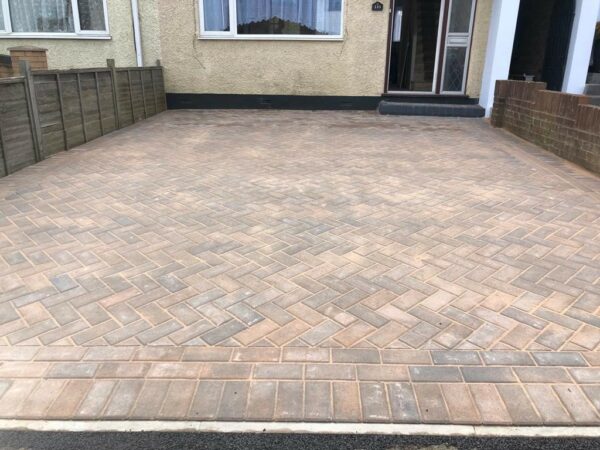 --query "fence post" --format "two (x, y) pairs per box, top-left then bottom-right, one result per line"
(156, 59), (166, 111)
(55, 73), (69, 150)
(94, 72), (105, 136)
(0, 116), (9, 175)
(20, 60), (44, 161)
(140, 70), (148, 119)
(150, 69), (158, 113)
(107, 59), (121, 129)
(126, 70), (135, 123)
(76, 72), (88, 142)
